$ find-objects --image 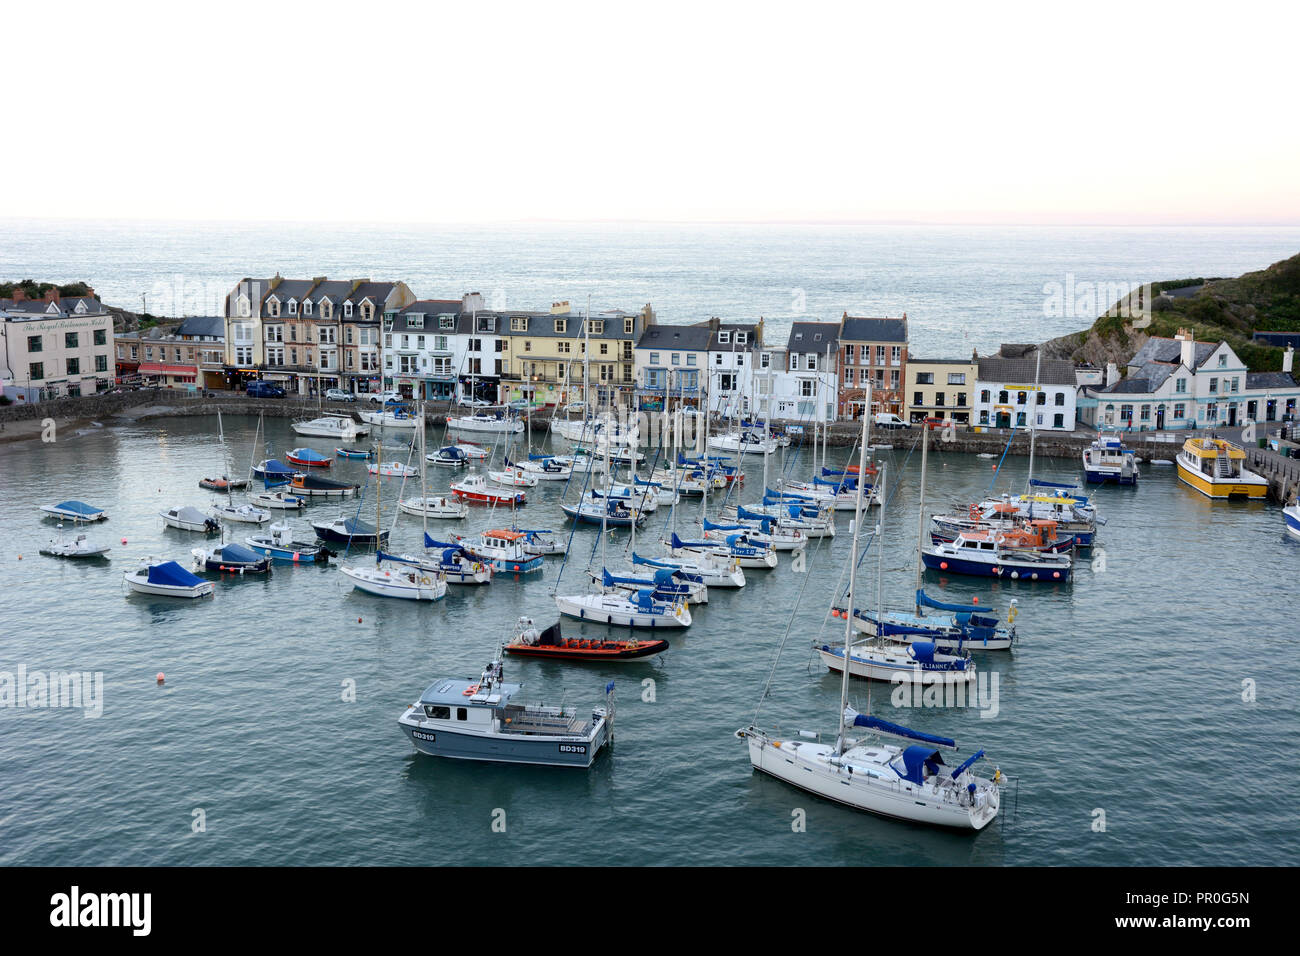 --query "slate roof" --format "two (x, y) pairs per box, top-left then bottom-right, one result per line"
(1127, 336), (1218, 371)
(976, 355), (1076, 387)
(636, 324), (714, 352)
(174, 316), (226, 339)
(1, 297), (106, 316)
(840, 315), (907, 343)
(309, 280), (353, 306)
(785, 321), (839, 355)
(346, 281), (397, 309)
(1245, 372), (1299, 390)
(705, 321), (760, 350)
(262, 279), (317, 315)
